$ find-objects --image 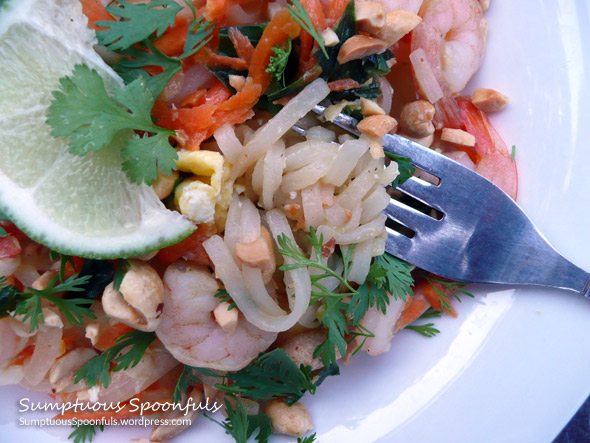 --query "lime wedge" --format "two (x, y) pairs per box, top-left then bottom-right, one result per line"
(0, 0), (194, 259)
